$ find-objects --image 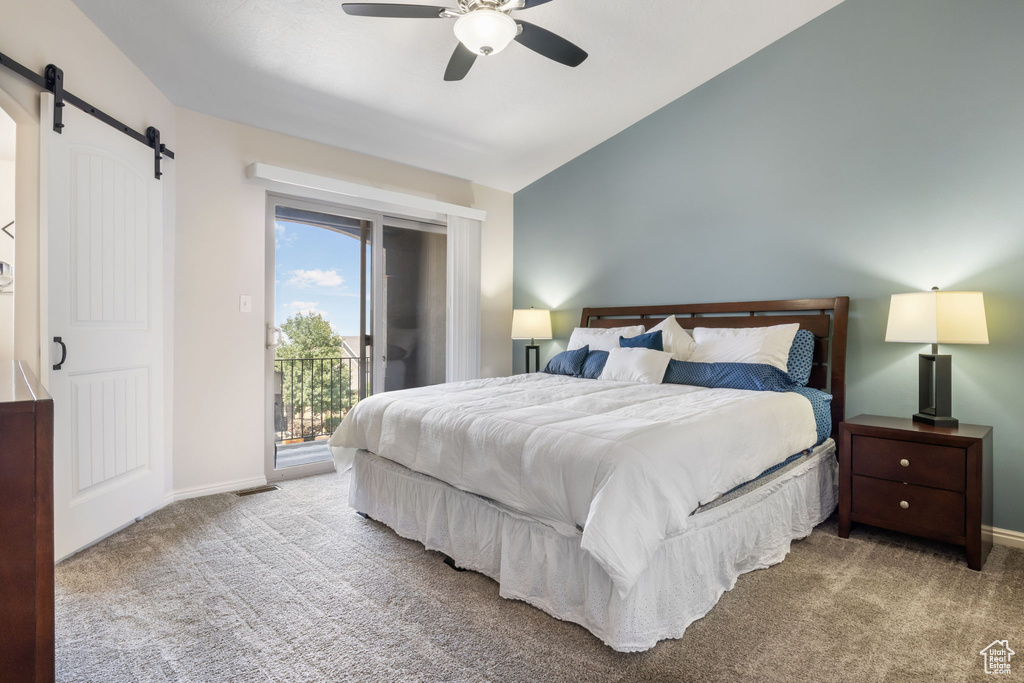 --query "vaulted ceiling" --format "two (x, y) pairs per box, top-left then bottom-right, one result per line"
(73, 0), (842, 191)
